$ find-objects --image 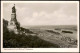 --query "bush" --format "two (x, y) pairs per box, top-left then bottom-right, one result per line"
(46, 30), (60, 35)
(62, 30), (73, 34)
